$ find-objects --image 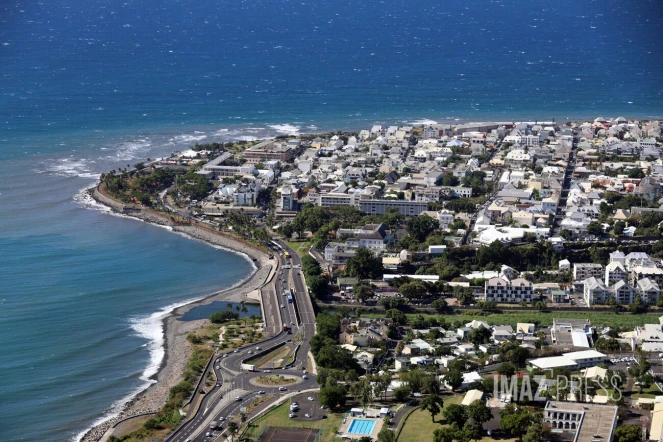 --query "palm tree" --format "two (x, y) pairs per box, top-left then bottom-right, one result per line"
(227, 421), (239, 442)
(241, 305), (248, 325)
(227, 303), (233, 312)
